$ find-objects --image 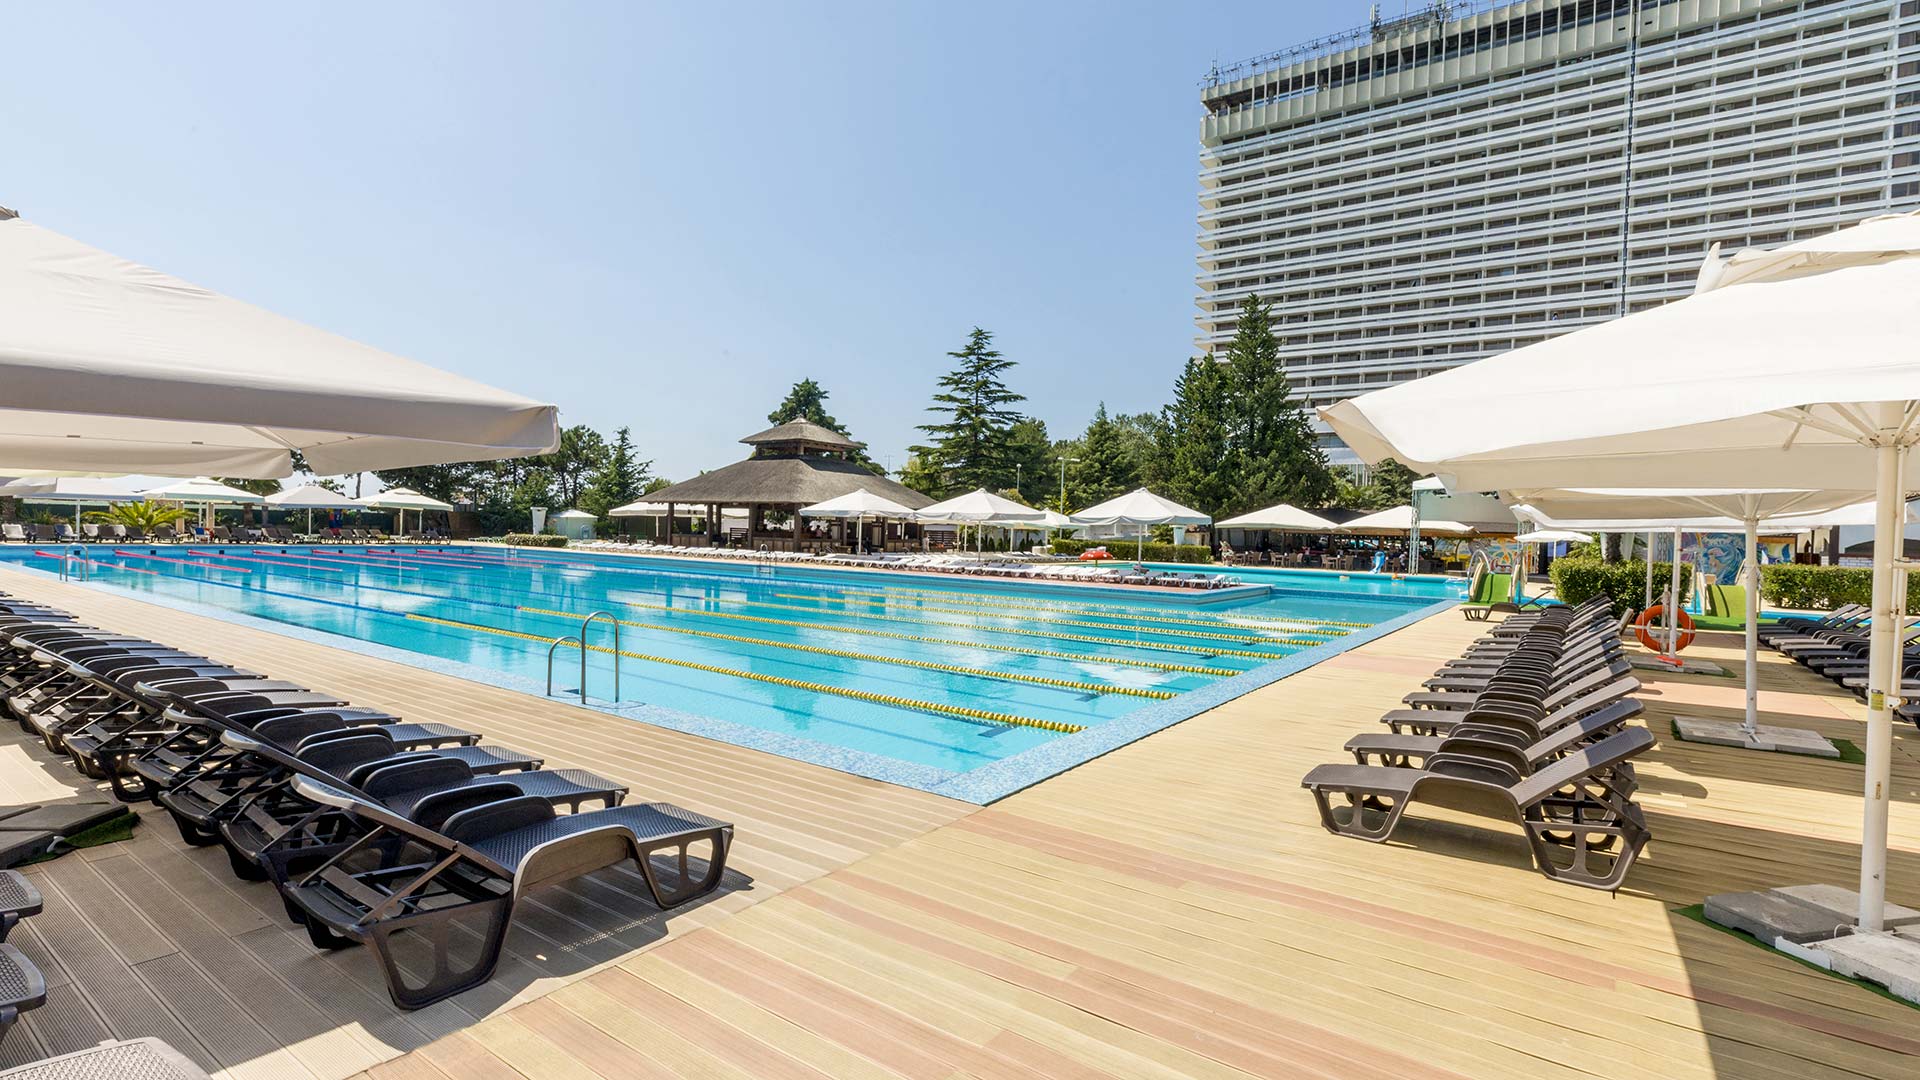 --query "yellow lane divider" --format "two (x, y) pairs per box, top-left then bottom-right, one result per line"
(772, 593), (1328, 648)
(405, 613), (1084, 733)
(536, 595), (1232, 677)
(516, 606), (1174, 700)
(790, 588), (1351, 637)
(653, 594), (1298, 662)
(856, 583), (1373, 629)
